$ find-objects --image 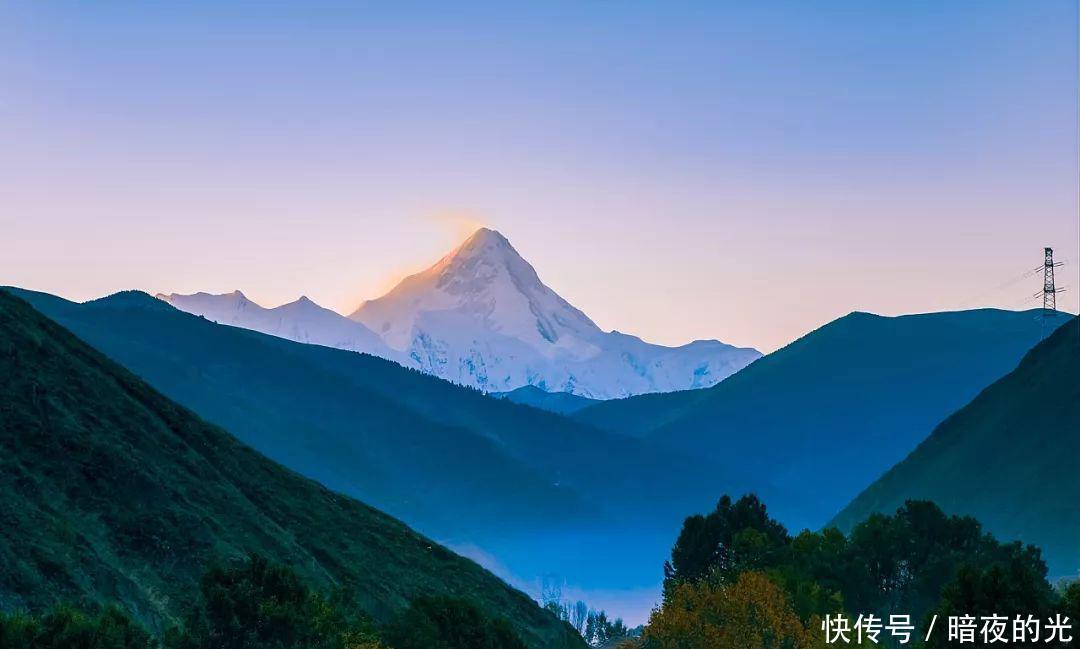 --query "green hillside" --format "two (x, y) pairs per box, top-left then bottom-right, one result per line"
(832, 315), (1080, 575)
(6, 288), (596, 540)
(0, 289), (584, 649)
(8, 287), (748, 616)
(10, 288), (733, 532)
(575, 309), (1065, 530)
